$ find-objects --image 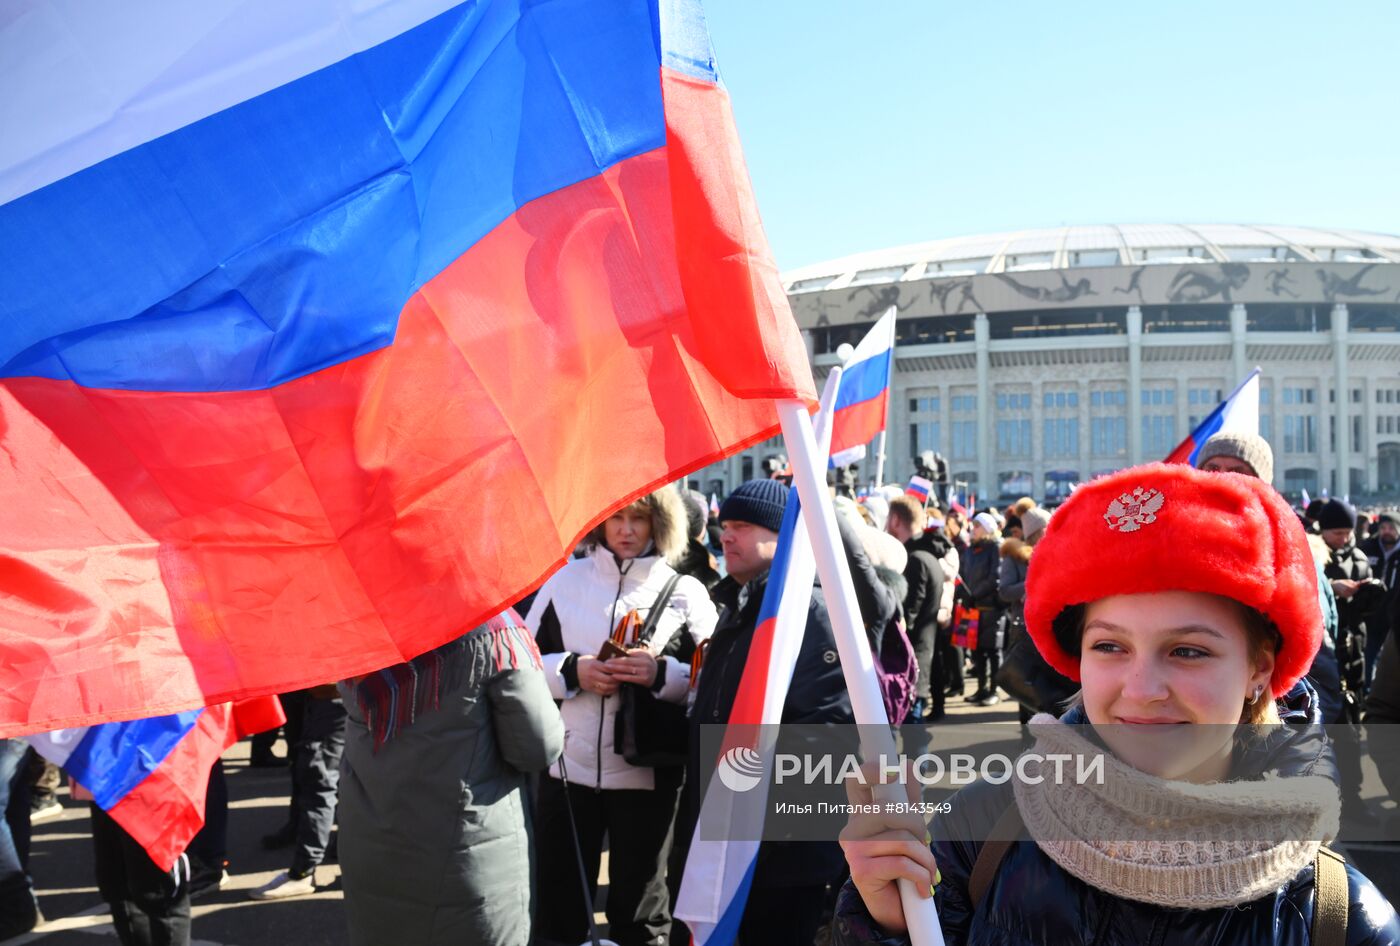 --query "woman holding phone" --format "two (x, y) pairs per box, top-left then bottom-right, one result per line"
(528, 485), (716, 946)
